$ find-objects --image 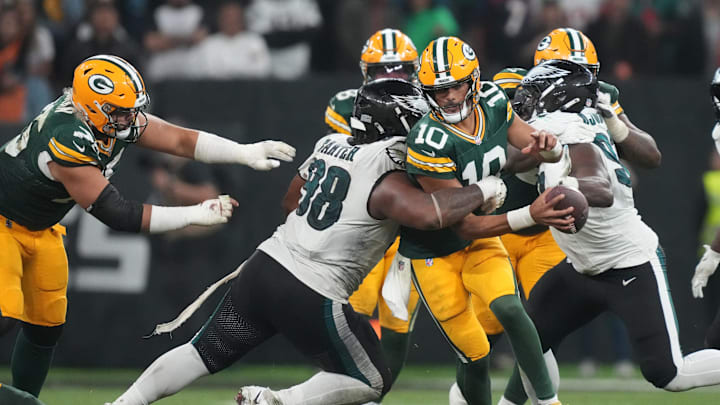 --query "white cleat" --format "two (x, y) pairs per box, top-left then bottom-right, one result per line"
(235, 386), (281, 405)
